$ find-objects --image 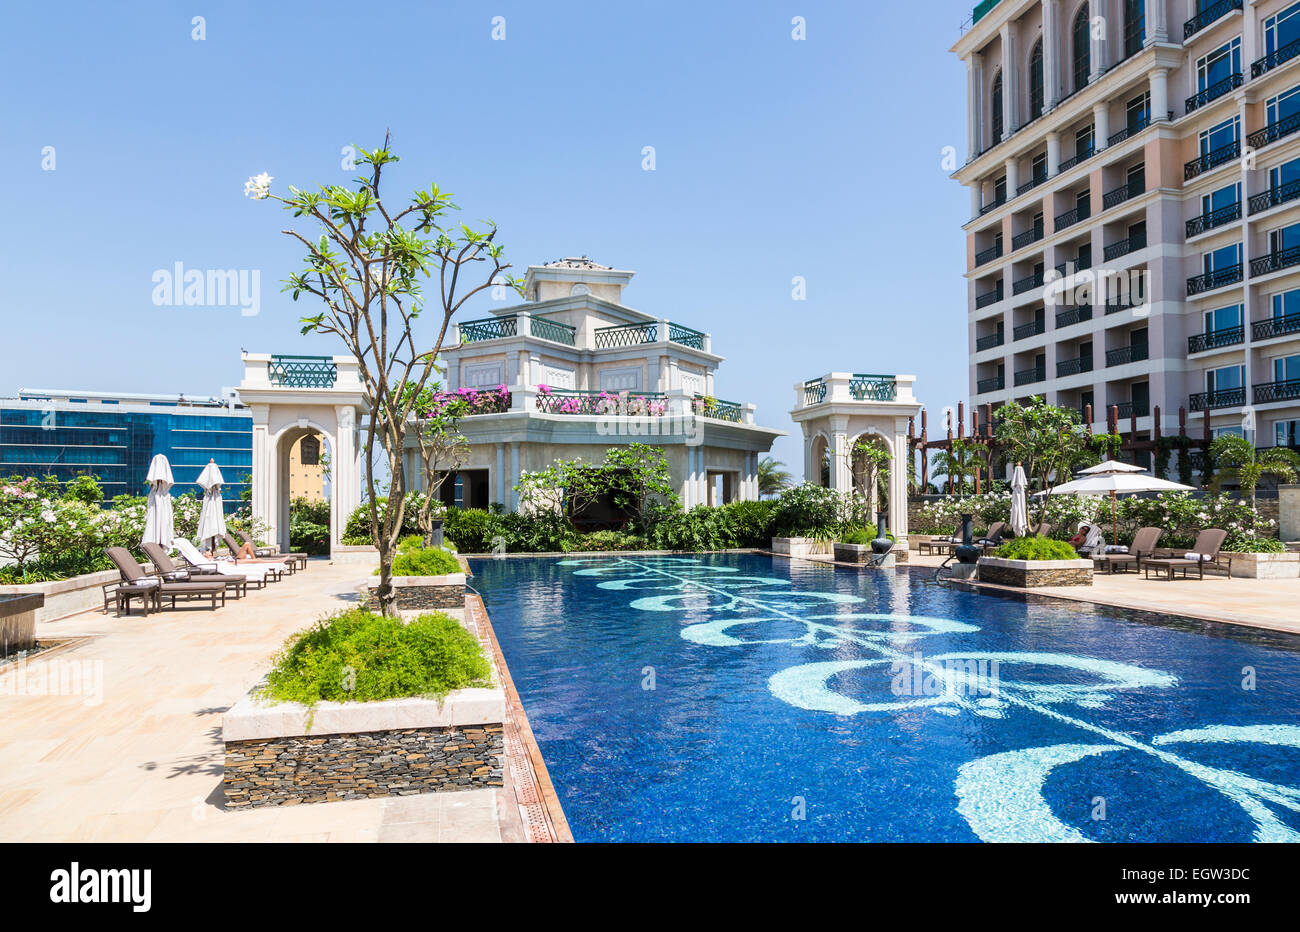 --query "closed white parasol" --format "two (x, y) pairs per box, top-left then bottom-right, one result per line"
(196, 458), (227, 552)
(1010, 462), (1029, 538)
(142, 454), (175, 546)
